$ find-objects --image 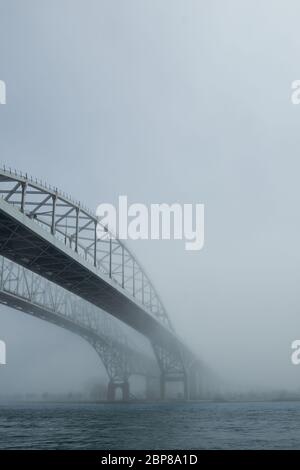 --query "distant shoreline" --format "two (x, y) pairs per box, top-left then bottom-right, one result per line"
(1, 398), (300, 405)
